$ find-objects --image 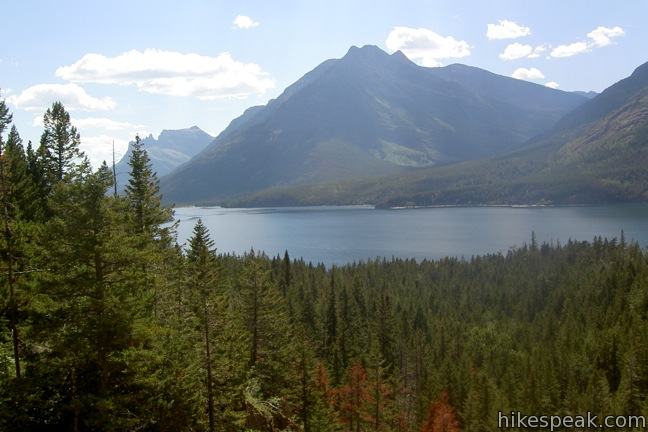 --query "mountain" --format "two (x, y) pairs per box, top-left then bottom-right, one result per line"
(229, 60), (648, 208)
(572, 90), (599, 99)
(160, 45), (587, 204)
(115, 126), (212, 190)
